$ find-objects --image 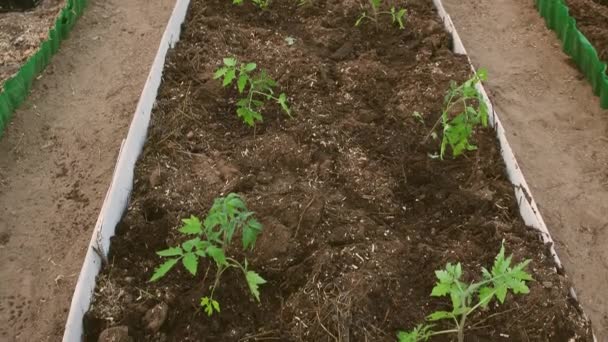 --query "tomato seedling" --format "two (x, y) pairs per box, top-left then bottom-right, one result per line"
(426, 69), (489, 159)
(150, 193), (265, 316)
(398, 241), (532, 342)
(356, 0), (407, 29)
(214, 57), (291, 127)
